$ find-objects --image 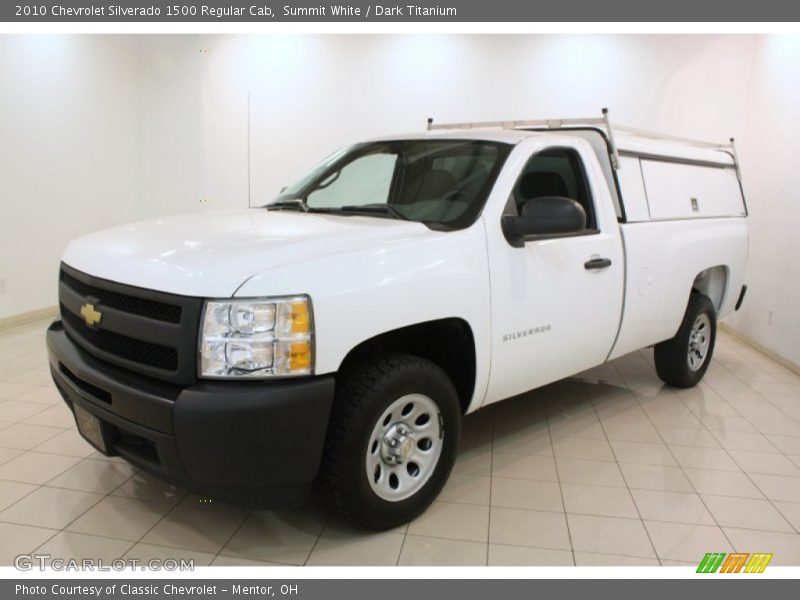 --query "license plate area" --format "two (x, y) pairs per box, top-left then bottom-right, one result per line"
(74, 404), (110, 454)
